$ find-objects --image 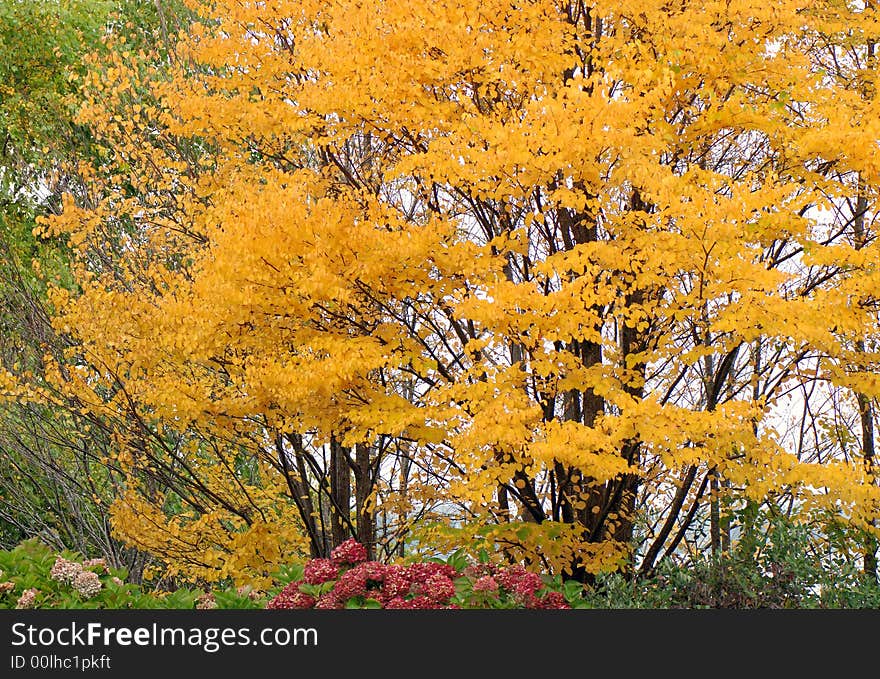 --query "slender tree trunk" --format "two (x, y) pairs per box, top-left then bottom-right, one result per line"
(857, 389), (877, 579)
(854, 171), (877, 580)
(329, 435), (351, 549)
(276, 433), (322, 557)
(354, 442), (374, 559)
(710, 470), (721, 558)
